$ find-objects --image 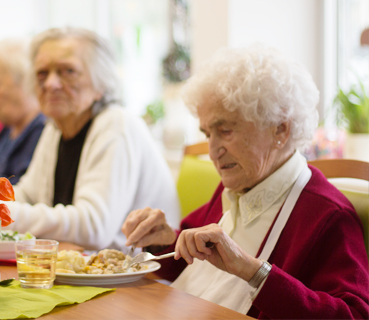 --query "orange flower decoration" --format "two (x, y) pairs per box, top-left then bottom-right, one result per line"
(0, 177), (15, 227)
(0, 177), (15, 201)
(0, 204), (14, 227)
